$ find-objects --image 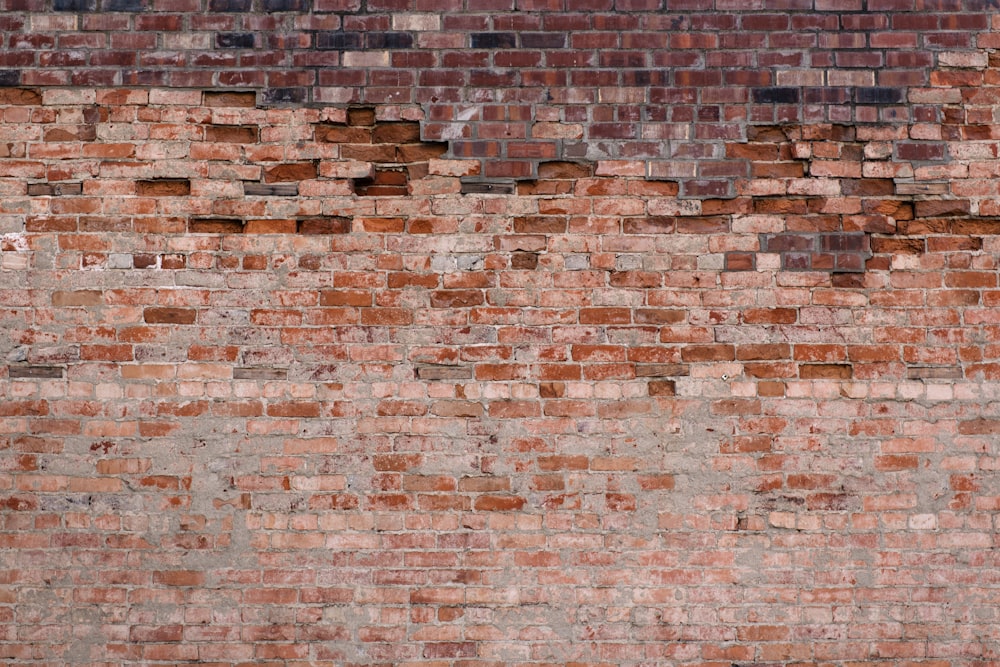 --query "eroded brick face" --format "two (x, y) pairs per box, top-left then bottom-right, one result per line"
(3, 3), (1000, 665)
